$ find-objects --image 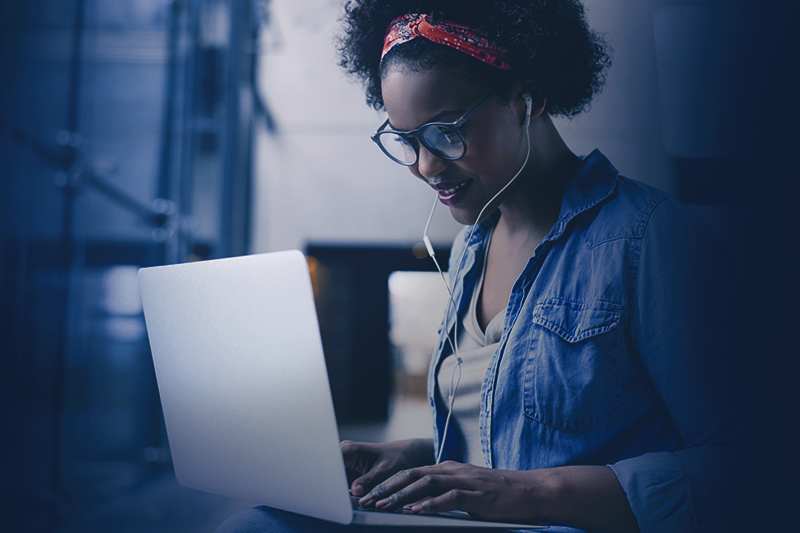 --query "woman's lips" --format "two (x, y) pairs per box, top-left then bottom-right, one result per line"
(431, 180), (471, 206)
